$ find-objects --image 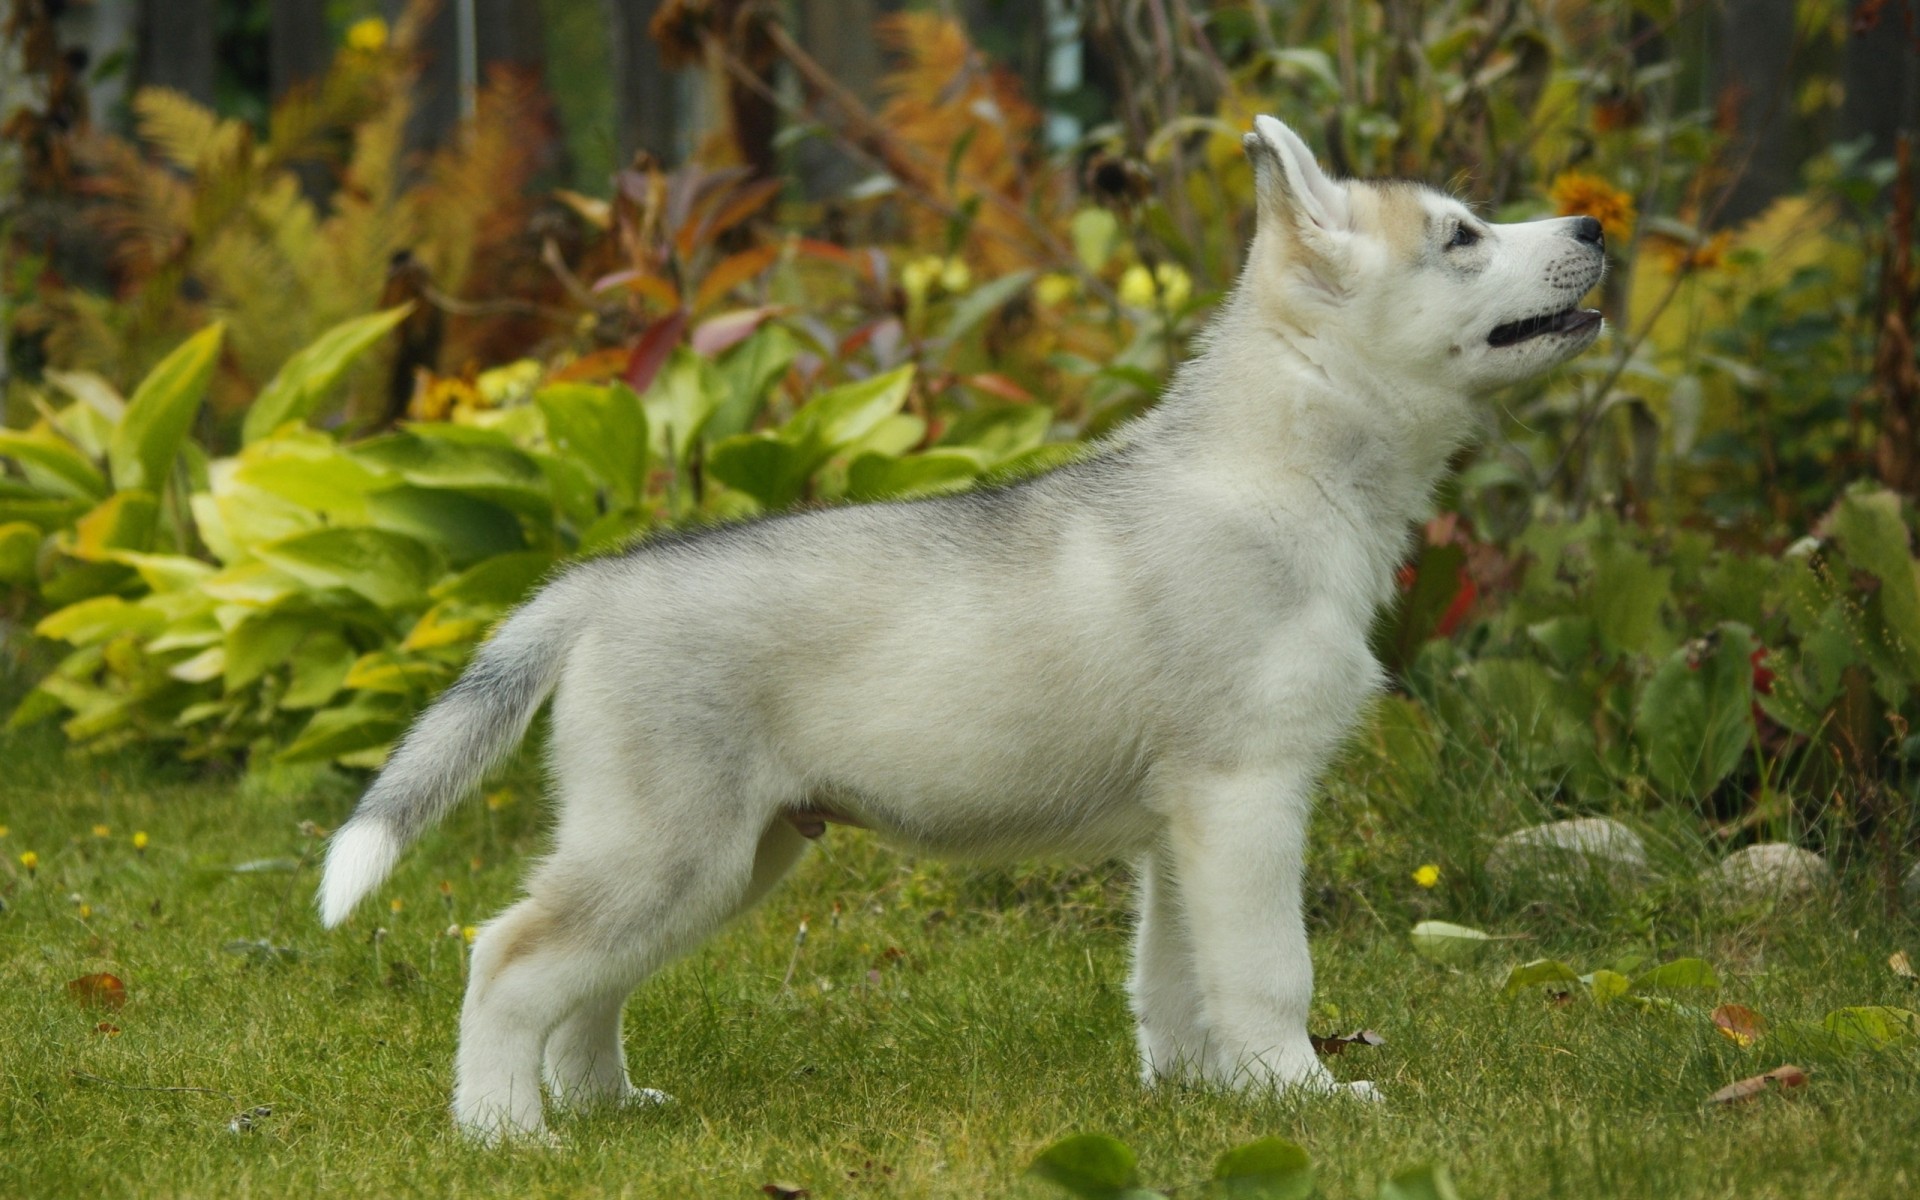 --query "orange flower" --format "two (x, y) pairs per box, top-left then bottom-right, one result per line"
(1653, 230), (1732, 273)
(1550, 171), (1635, 243)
